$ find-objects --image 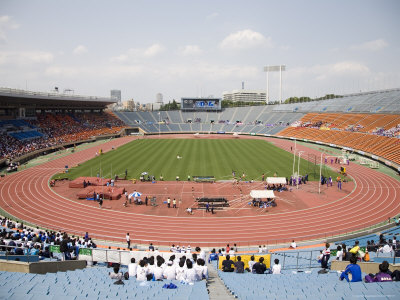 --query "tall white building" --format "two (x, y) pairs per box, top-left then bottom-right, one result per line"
(110, 89), (122, 104)
(222, 90), (266, 103)
(156, 93), (163, 104)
